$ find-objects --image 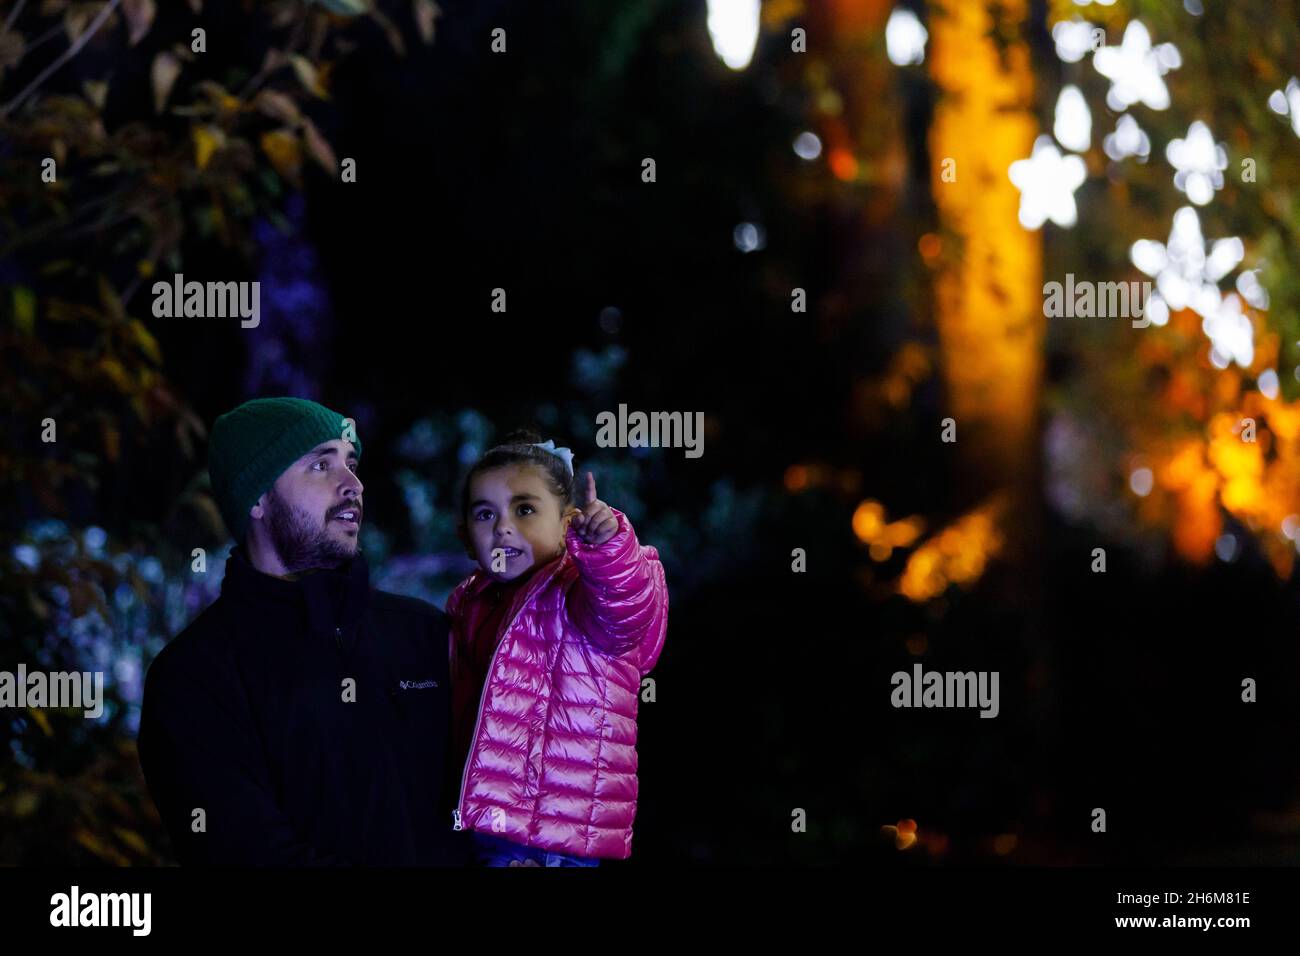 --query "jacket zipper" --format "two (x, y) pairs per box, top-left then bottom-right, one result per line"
(452, 562), (562, 832)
